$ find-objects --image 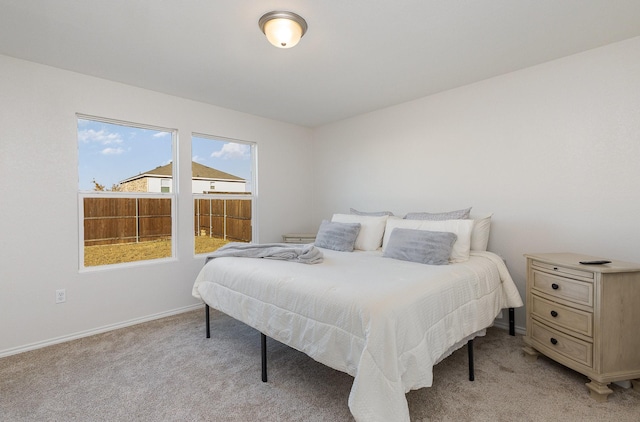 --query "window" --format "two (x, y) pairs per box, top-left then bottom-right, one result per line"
(78, 115), (176, 268)
(160, 179), (171, 193)
(192, 134), (256, 255)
